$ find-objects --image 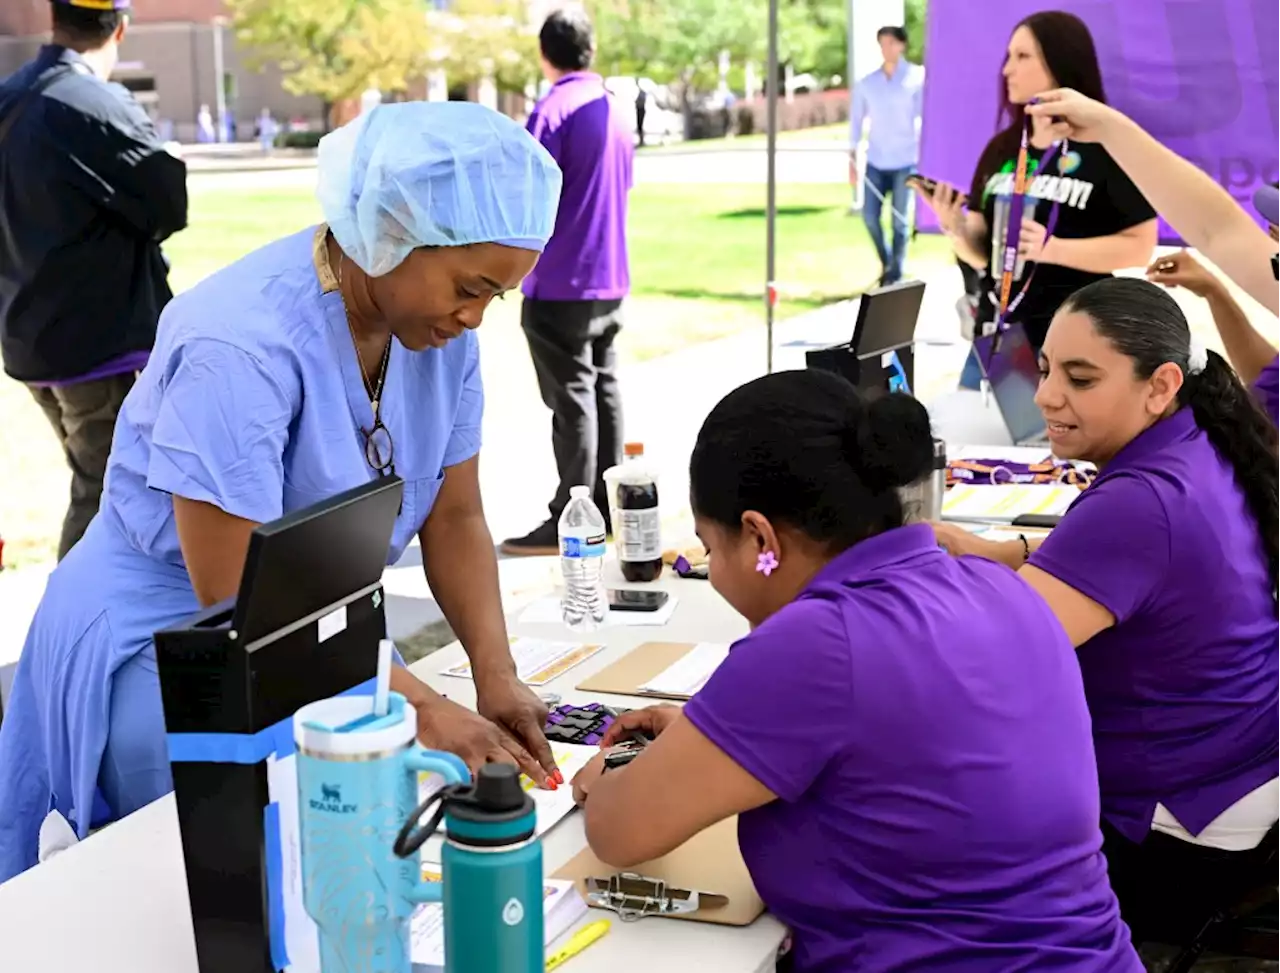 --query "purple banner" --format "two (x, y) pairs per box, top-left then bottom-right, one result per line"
(918, 0), (1280, 242)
